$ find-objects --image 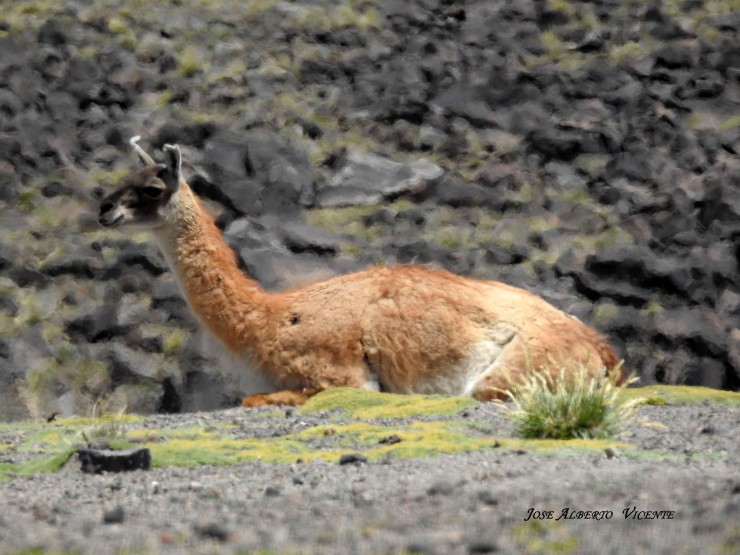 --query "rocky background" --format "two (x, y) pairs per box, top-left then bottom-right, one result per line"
(0, 0), (738, 421)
